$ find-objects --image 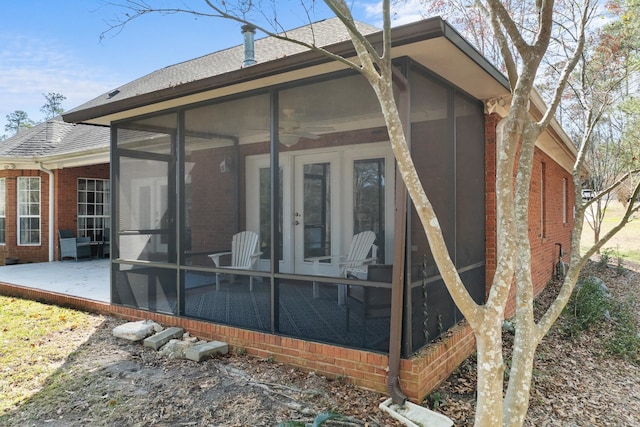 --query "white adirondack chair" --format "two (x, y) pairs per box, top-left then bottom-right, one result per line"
(208, 231), (262, 291)
(308, 230), (378, 304)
